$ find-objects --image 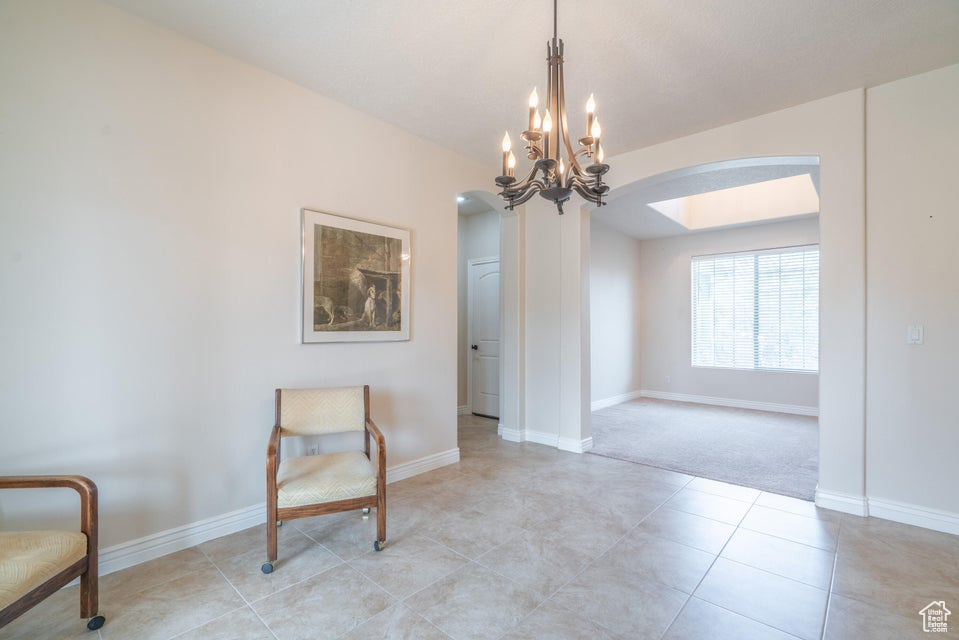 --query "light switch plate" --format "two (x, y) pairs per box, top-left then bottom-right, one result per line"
(907, 324), (924, 345)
